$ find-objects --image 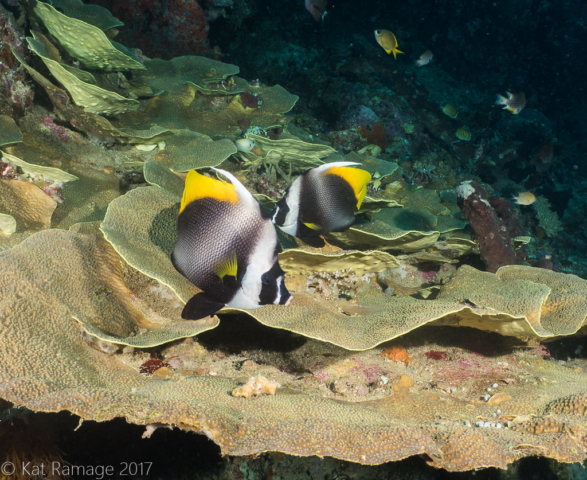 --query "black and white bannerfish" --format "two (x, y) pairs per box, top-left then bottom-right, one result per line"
(171, 168), (291, 320)
(270, 162), (372, 238)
